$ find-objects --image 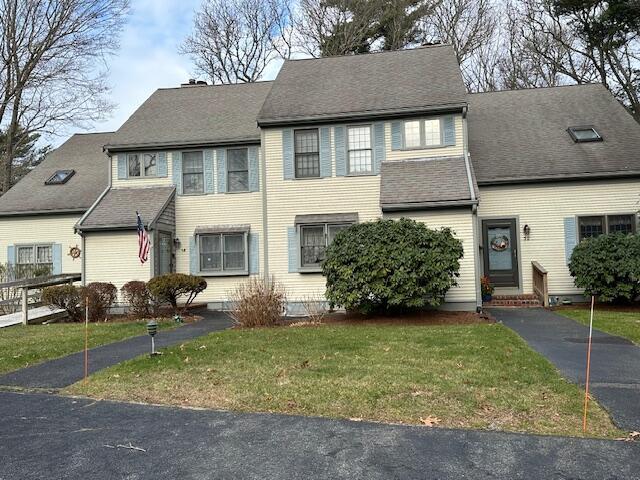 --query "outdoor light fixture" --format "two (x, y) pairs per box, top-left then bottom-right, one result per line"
(523, 224), (531, 240)
(146, 320), (159, 356)
(173, 237), (181, 248)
